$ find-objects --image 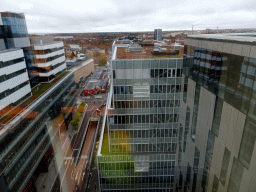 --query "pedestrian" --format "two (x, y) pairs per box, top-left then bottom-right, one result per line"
(94, 101), (95, 105)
